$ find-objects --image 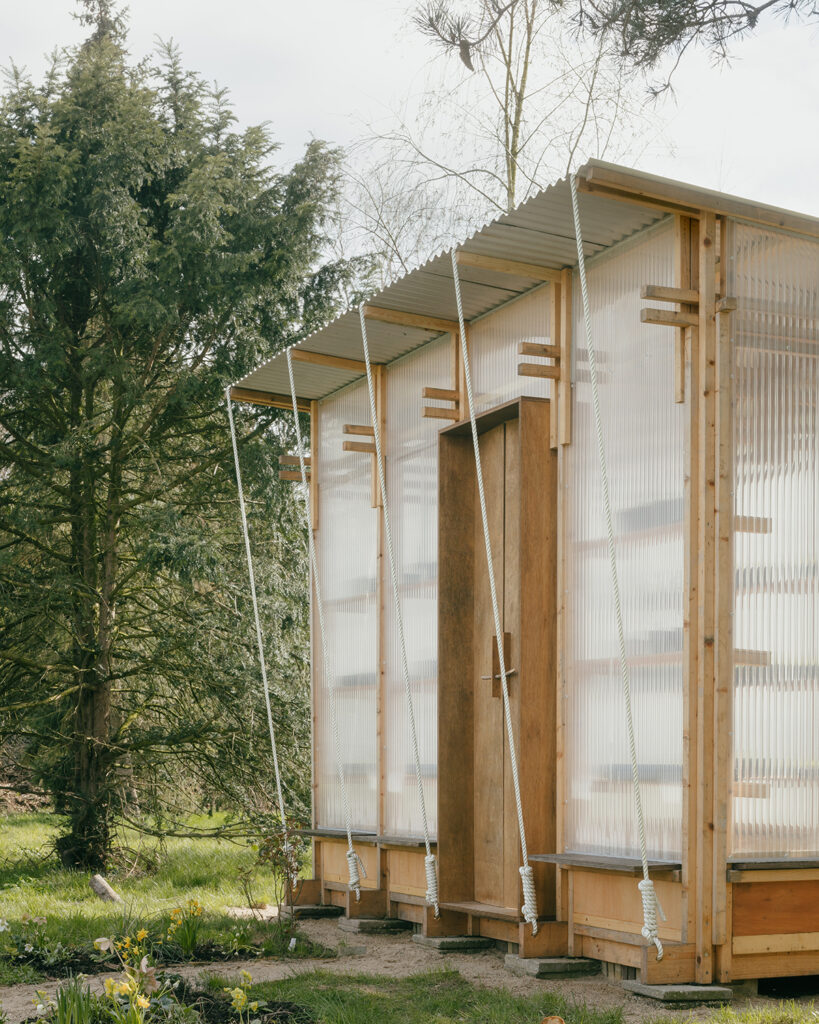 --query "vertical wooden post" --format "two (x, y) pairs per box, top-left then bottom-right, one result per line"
(695, 211), (717, 984)
(713, 218), (735, 970)
(680, 216), (699, 945)
(555, 440), (568, 920)
(550, 281), (562, 449)
(559, 268), (572, 446)
(450, 331), (462, 419)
